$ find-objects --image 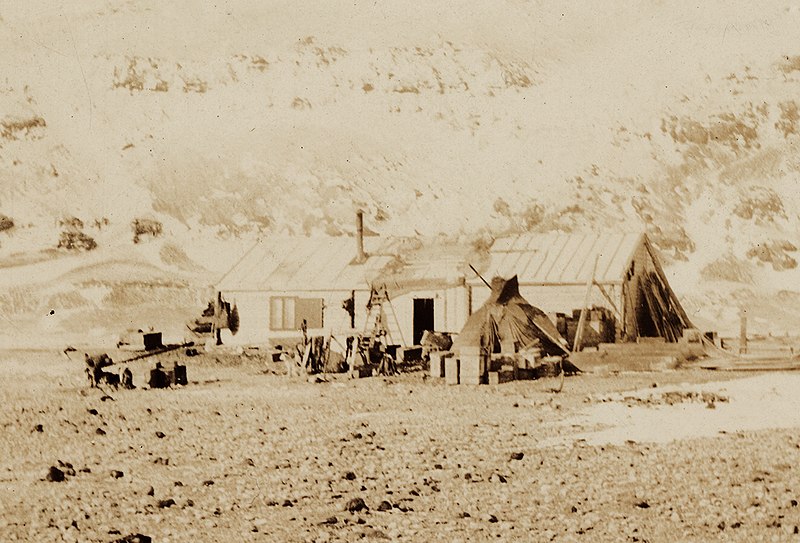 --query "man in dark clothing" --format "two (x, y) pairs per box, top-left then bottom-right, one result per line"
(148, 362), (169, 389)
(121, 367), (135, 390)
